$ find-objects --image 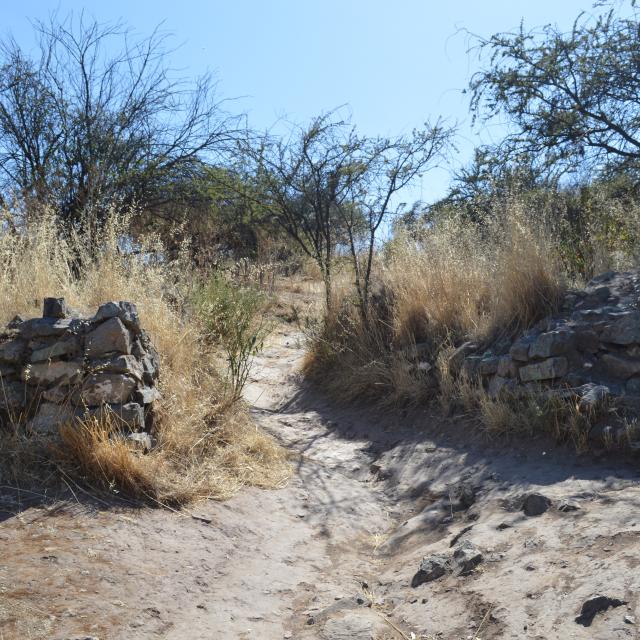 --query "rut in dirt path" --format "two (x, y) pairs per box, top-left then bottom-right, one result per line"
(242, 329), (640, 640)
(4, 327), (640, 640)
